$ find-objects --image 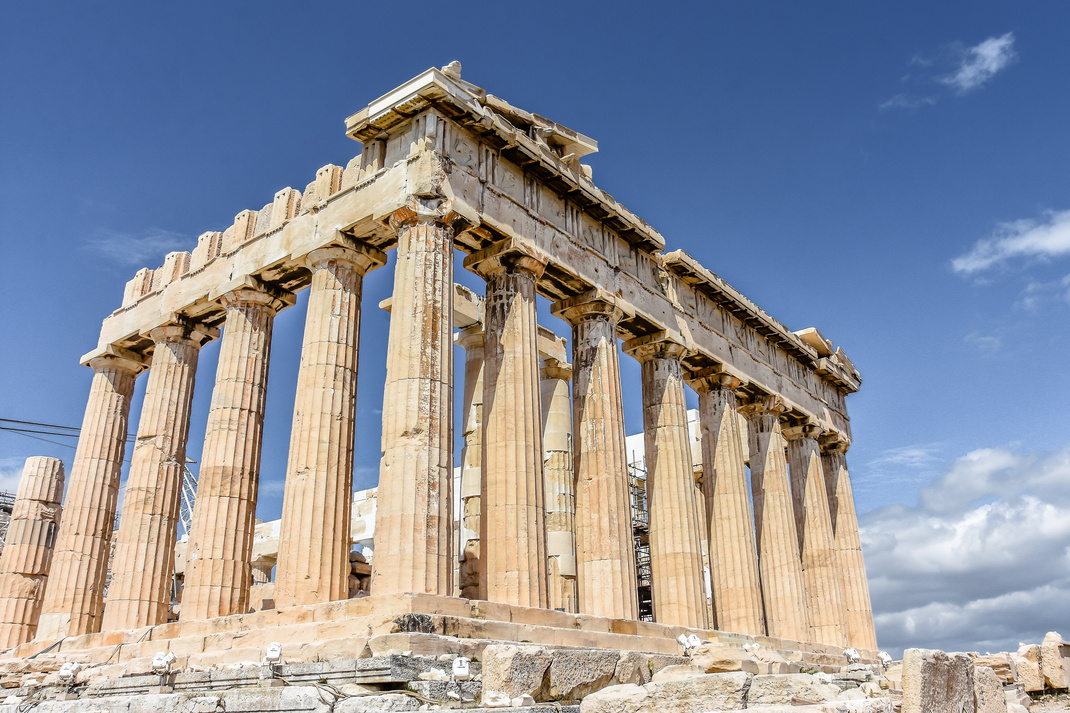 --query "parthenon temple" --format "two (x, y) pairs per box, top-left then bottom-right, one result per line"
(0, 63), (877, 674)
